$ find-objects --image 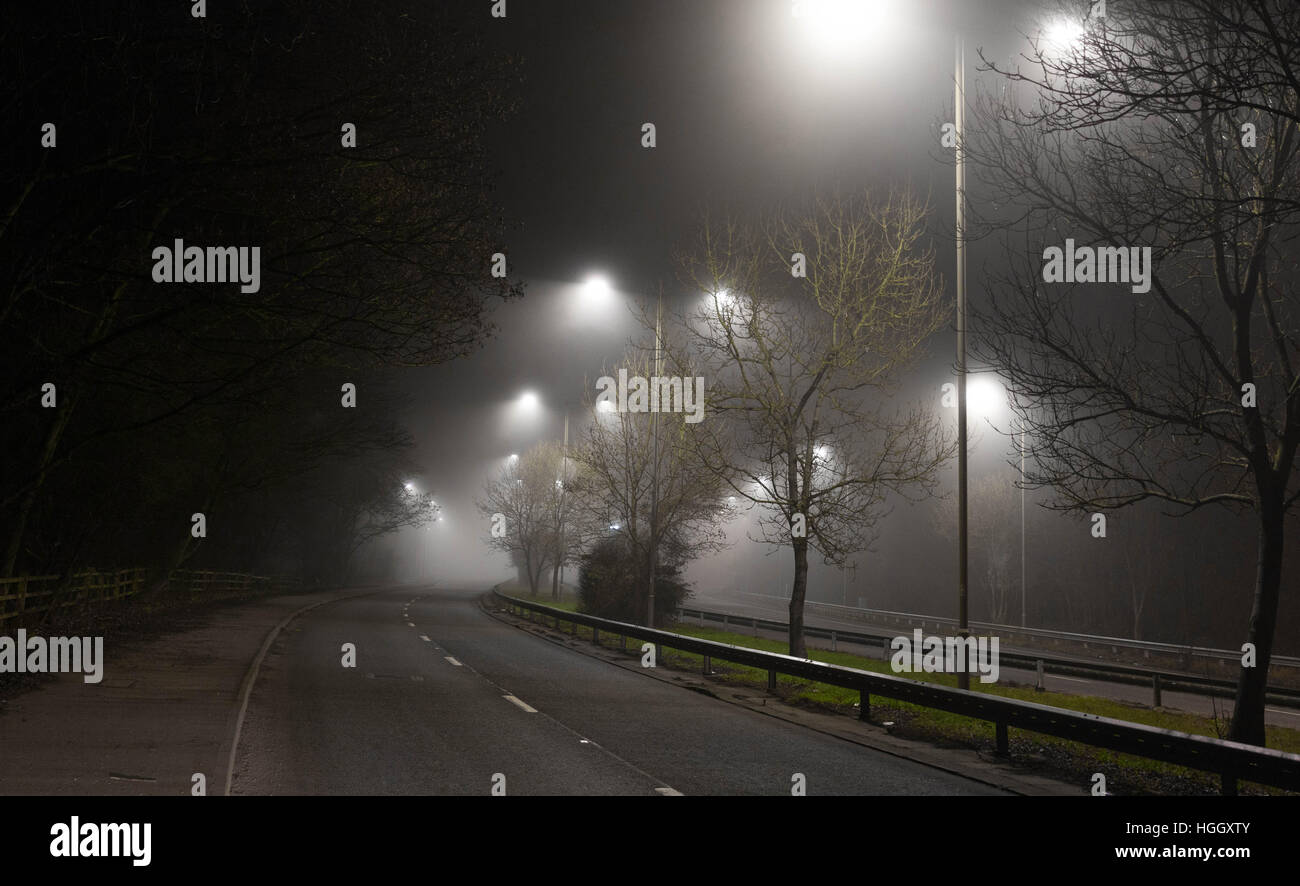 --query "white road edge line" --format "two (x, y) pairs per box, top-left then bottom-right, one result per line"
(419, 635), (431, 642)
(503, 694), (537, 713)
(654, 787), (684, 796)
(445, 656), (463, 666)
